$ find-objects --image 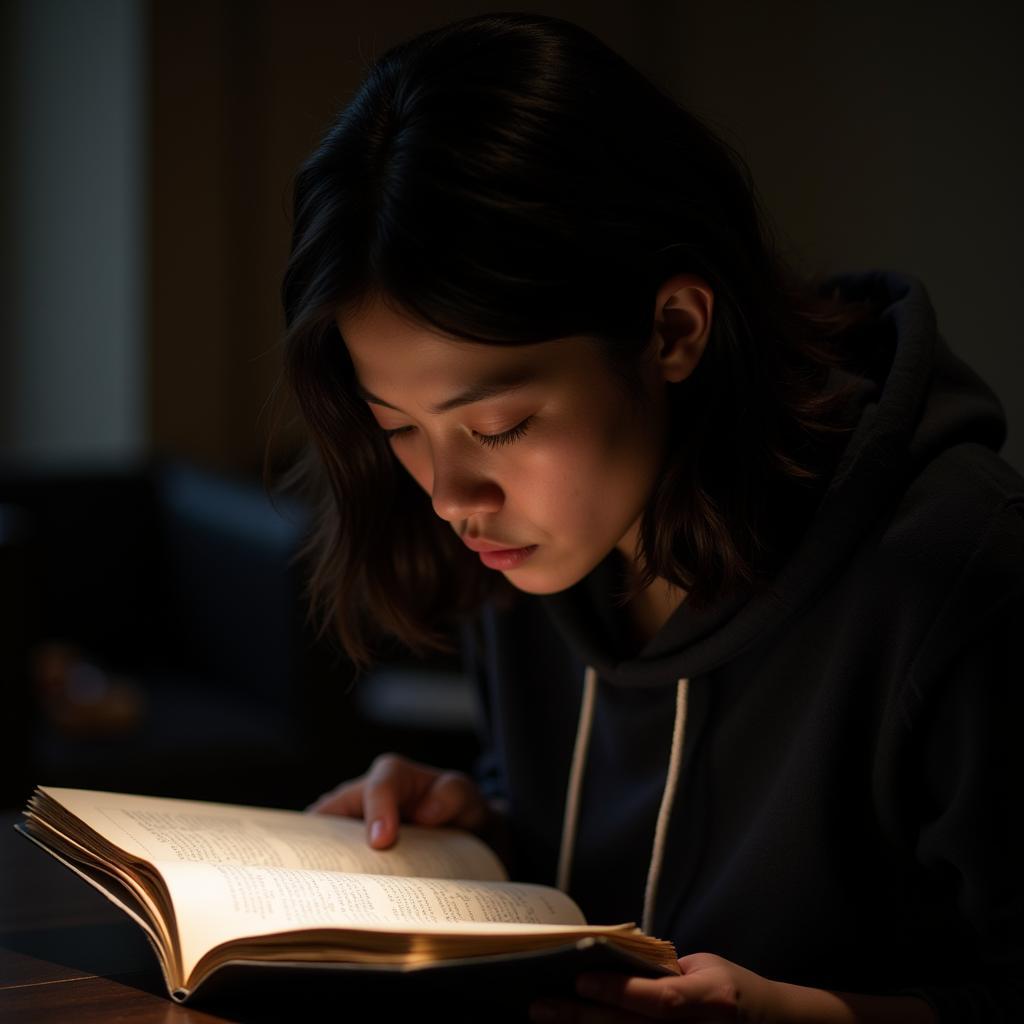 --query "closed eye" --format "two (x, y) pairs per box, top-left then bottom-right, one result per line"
(382, 416), (534, 450)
